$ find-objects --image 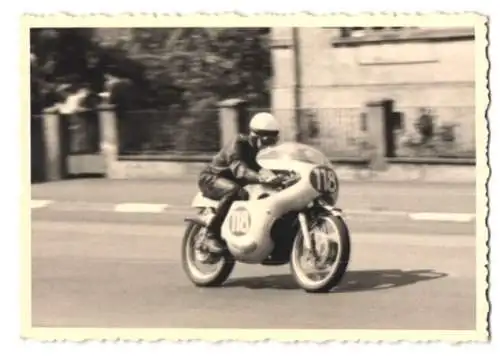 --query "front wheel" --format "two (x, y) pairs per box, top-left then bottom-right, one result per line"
(181, 221), (235, 287)
(290, 212), (351, 293)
